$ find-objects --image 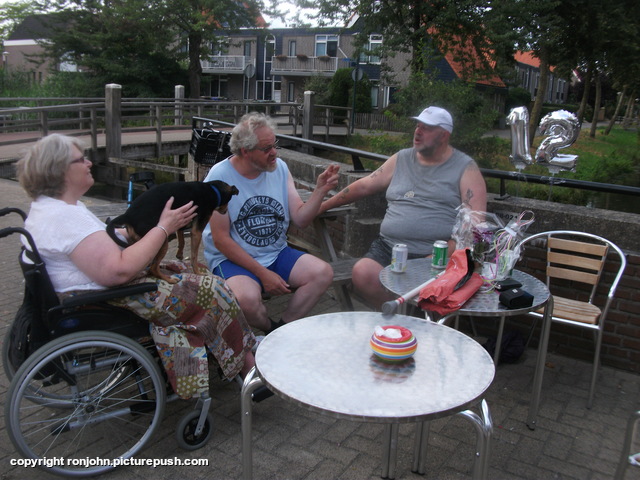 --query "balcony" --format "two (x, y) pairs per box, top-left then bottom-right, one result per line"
(270, 55), (344, 77)
(201, 56), (253, 74)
